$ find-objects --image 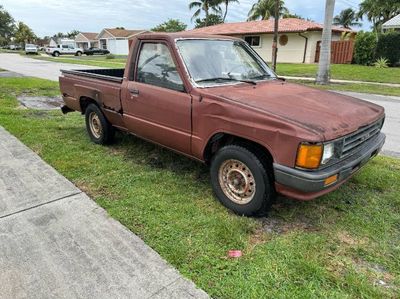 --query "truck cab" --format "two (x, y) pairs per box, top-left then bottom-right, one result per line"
(59, 33), (385, 216)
